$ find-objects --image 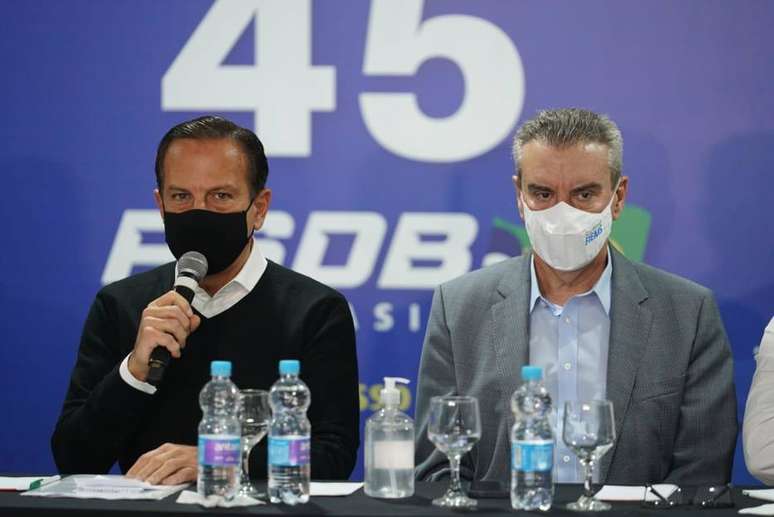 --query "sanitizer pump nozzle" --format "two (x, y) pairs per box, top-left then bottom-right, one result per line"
(381, 377), (410, 408)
